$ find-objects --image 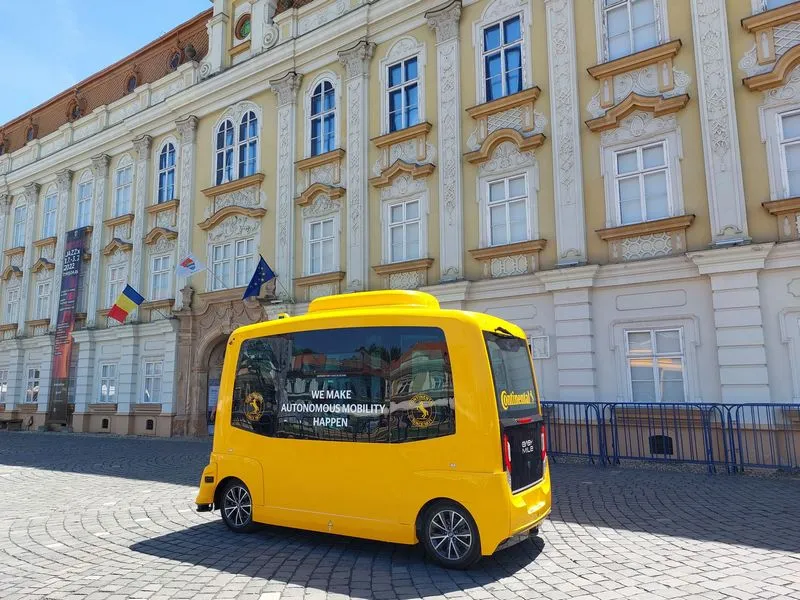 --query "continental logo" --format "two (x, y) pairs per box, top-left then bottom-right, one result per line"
(500, 390), (534, 410)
